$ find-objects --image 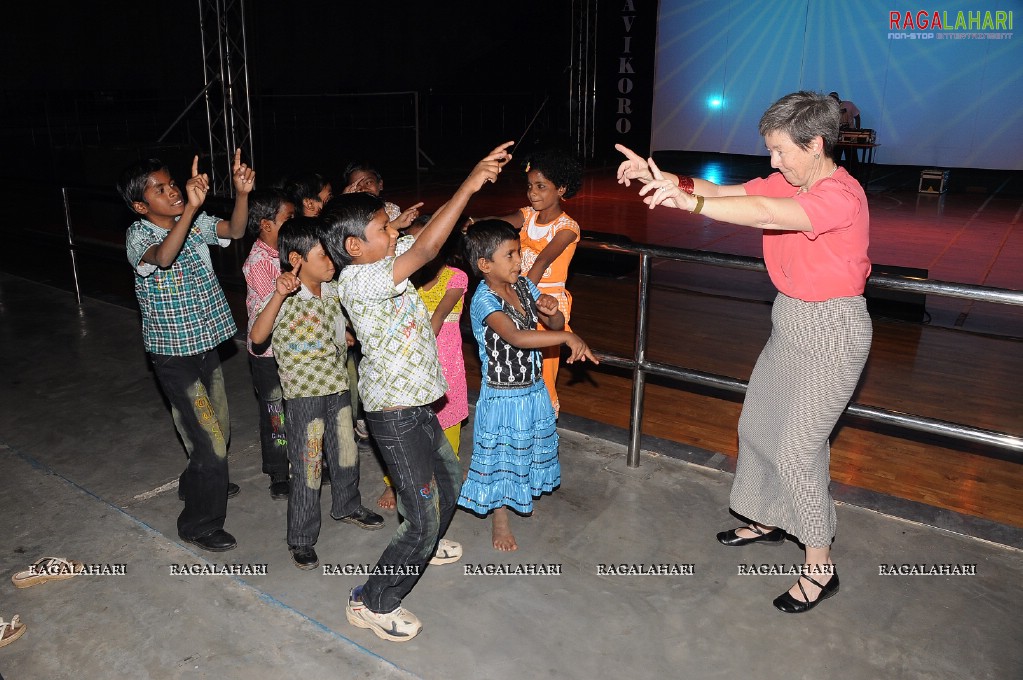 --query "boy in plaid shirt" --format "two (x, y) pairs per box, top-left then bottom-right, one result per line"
(119, 150), (253, 553)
